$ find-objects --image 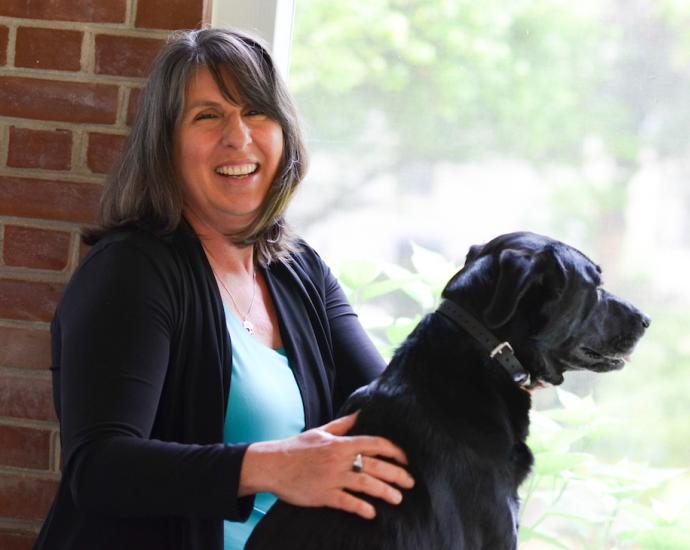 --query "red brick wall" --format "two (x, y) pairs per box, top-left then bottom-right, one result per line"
(0, 1), (209, 545)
